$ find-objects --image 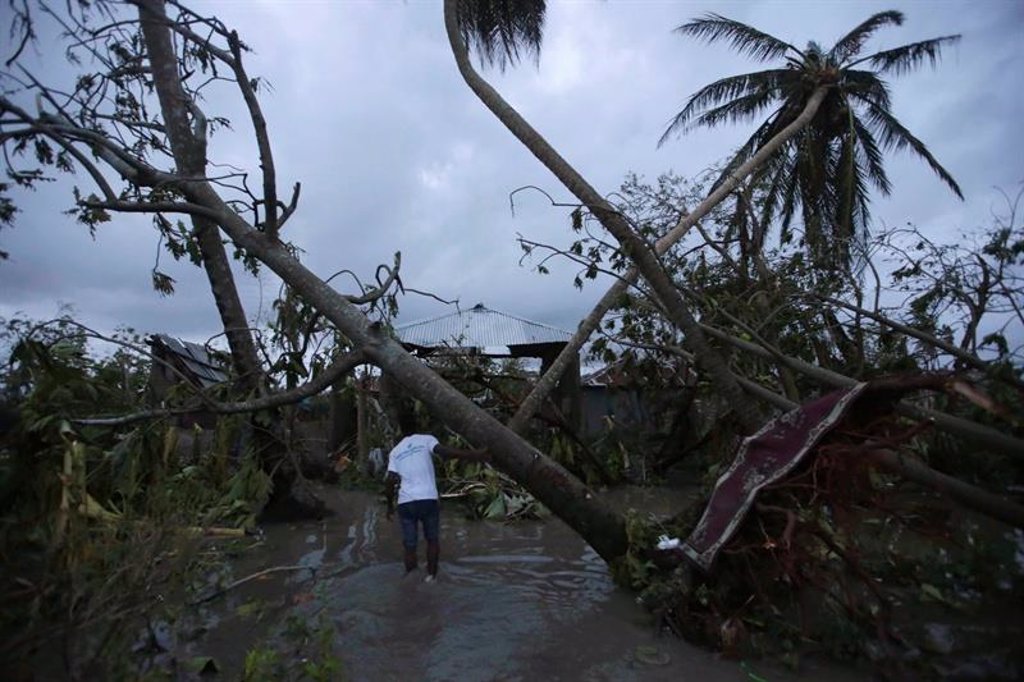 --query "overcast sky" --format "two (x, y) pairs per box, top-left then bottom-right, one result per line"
(1, 0), (1021, 351)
